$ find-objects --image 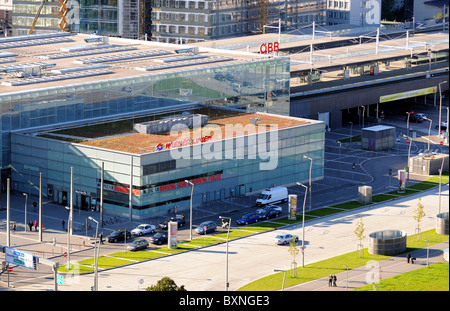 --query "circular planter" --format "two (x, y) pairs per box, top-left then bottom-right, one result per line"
(368, 230), (407, 256)
(436, 212), (449, 235)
